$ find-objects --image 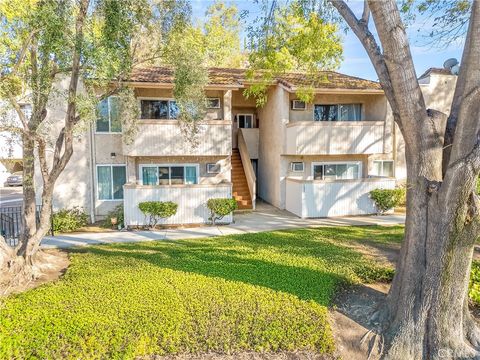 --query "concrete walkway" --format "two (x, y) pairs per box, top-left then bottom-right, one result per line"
(41, 202), (405, 249)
